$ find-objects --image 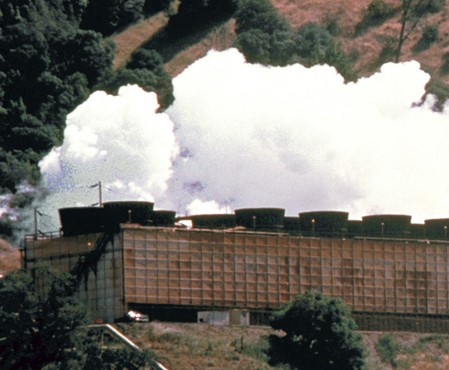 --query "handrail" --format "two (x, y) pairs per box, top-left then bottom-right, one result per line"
(87, 324), (170, 370)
